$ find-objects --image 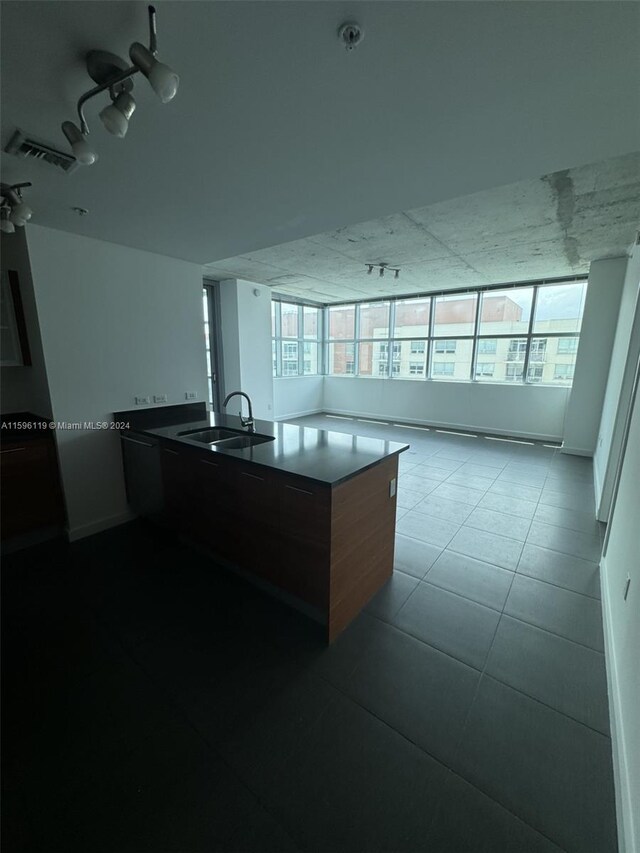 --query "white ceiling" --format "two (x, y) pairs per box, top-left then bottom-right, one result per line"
(204, 153), (640, 302)
(1, 2), (639, 267)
